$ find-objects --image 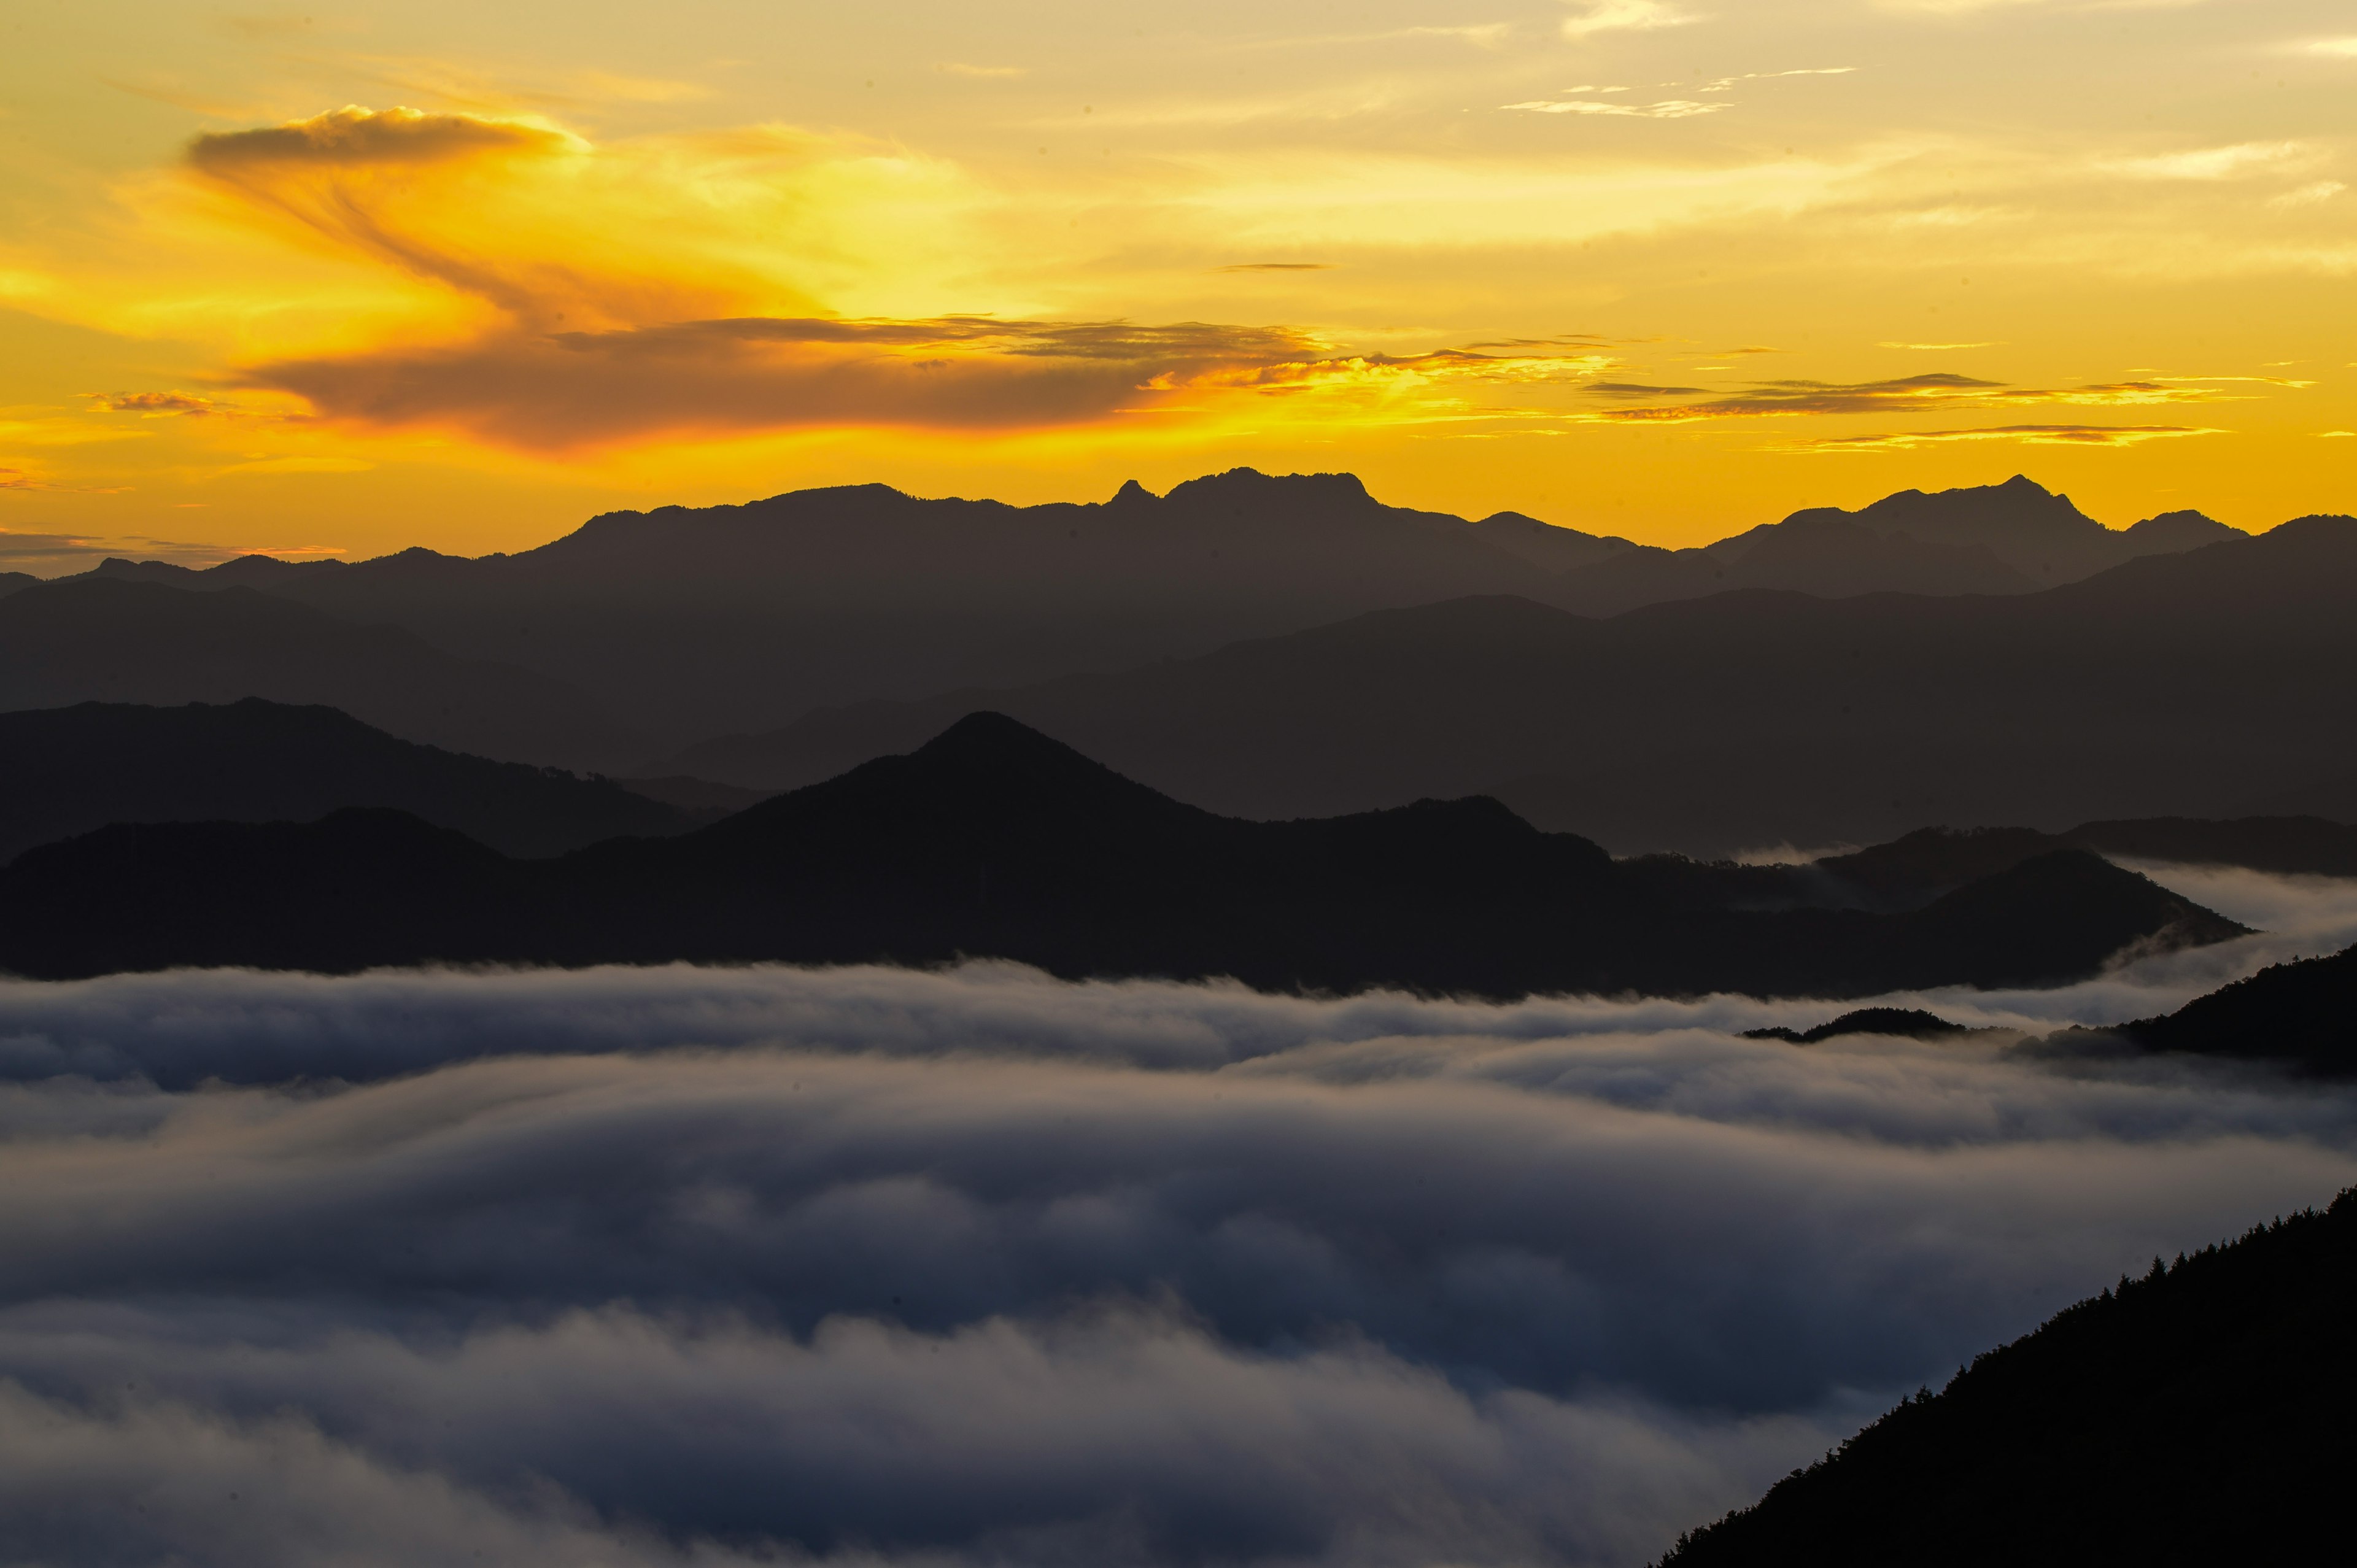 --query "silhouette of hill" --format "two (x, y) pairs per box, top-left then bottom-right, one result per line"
(0, 700), (711, 864)
(1549, 476), (2239, 617)
(0, 714), (2243, 992)
(1655, 1188), (2357, 1567)
(54, 472), (2240, 751)
(1744, 1007), (1972, 1044)
(2107, 944), (2357, 1078)
(0, 576), (638, 770)
(652, 518), (2357, 855)
(0, 571), (36, 601)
